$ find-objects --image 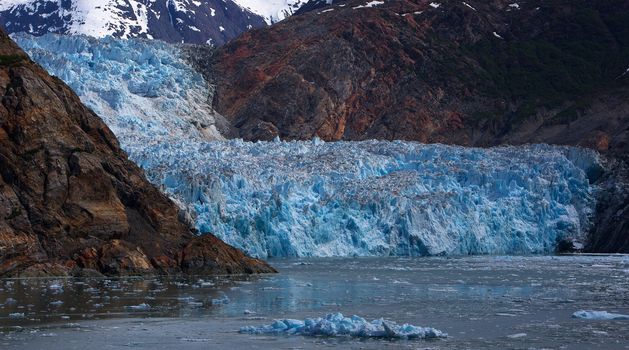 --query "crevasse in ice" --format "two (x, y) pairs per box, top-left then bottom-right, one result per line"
(14, 34), (603, 258)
